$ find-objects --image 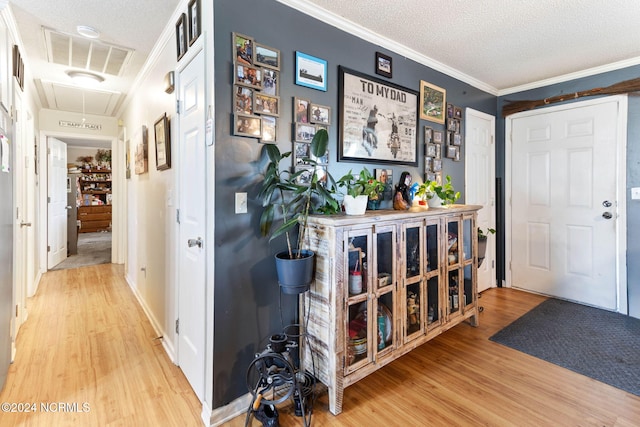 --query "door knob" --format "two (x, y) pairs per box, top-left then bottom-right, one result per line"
(187, 237), (203, 248)
(65, 205), (73, 210)
(602, 212), (613, 220)
(602, 200), (612, 208)
(20, 222), (31, 227)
